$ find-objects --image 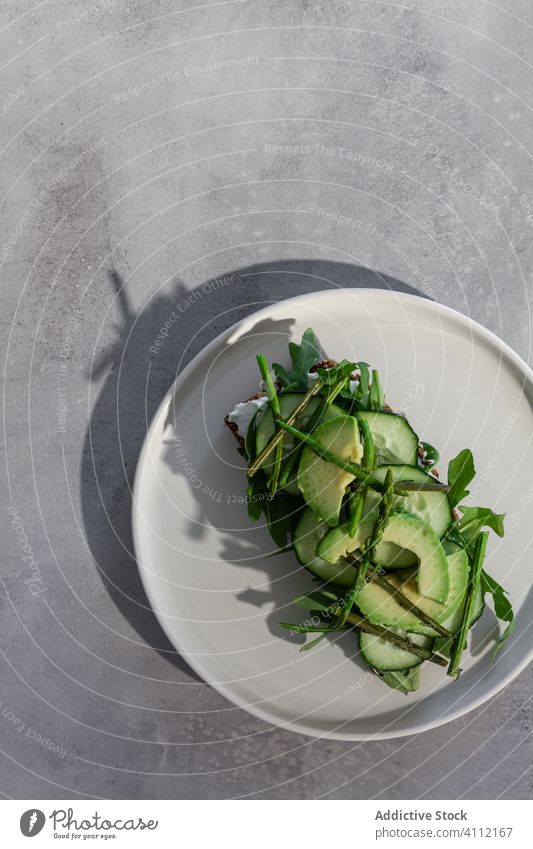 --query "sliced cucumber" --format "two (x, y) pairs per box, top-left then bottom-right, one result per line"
(292, 507), (358, 585)
(372, 465), (452, 540)
(255, 393), (343, 494)
(297, 415), (363, 526)
(355, 411), (419, 466)
(359, 628), (434, 671)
